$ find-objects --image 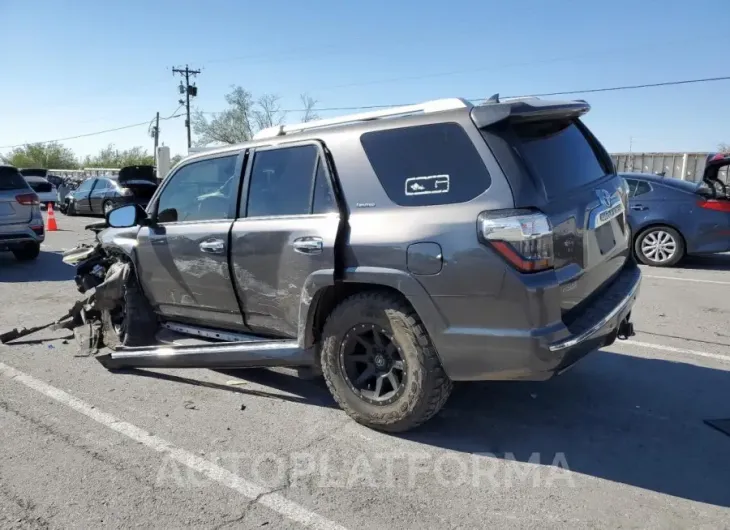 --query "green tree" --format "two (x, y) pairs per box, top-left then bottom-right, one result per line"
(171, 154), (183, 166)
(83, 144), (154, 168)
(5, 142), (78, 169)
(192, 86), (320, 146)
